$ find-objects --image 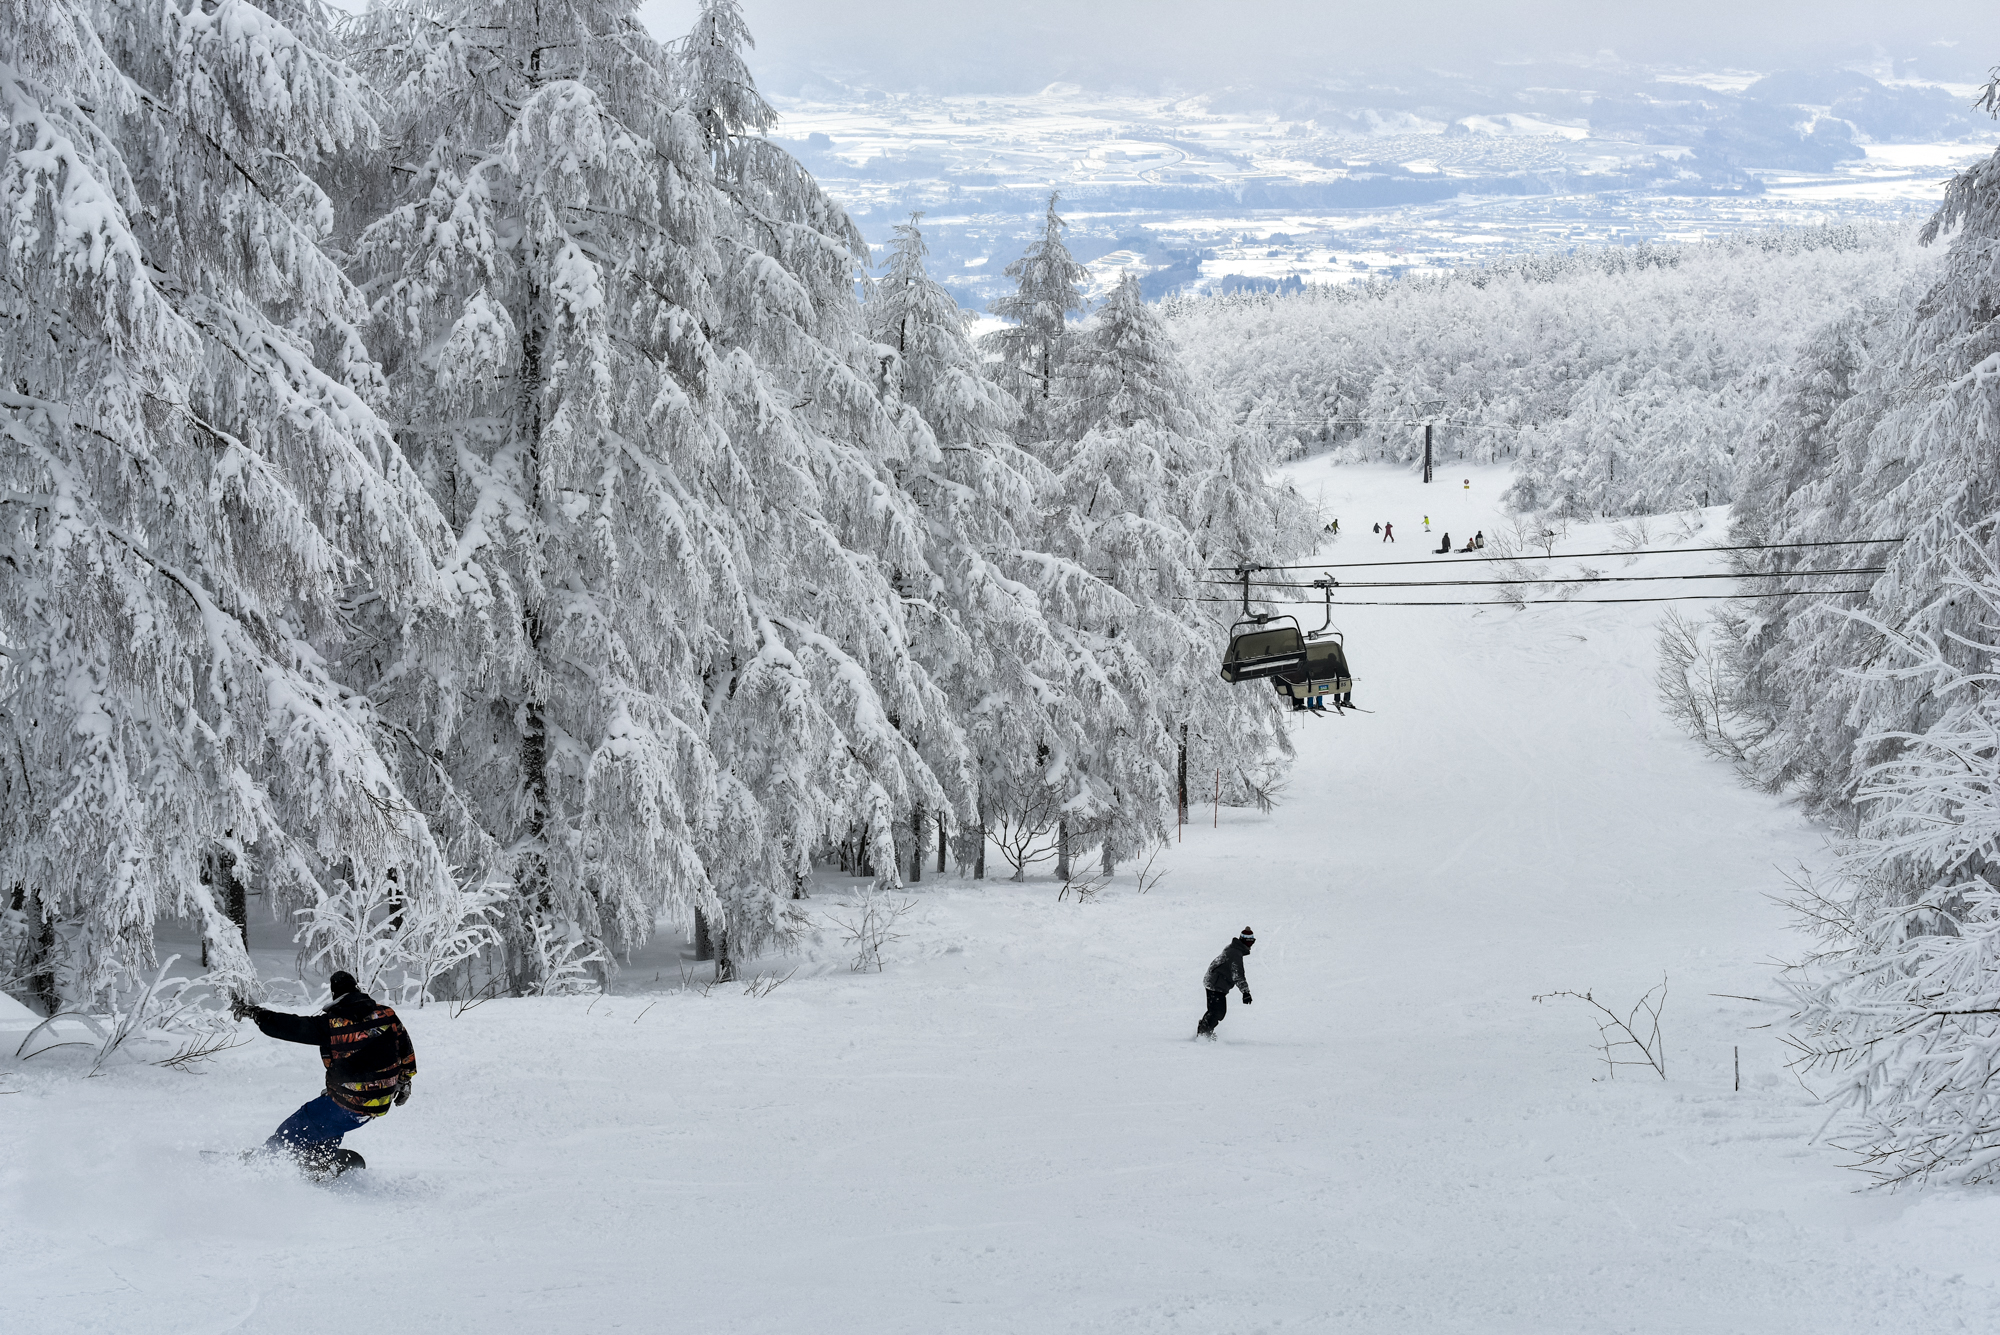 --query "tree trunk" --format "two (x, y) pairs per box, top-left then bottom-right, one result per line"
(937, 818), (947, 874)
(974, 805), (986, 881)
(198, 843), (247, 968)
(511, 180), (553, 997)
(910, 806), (923, 883)
(29, 906), (59, 1017)
(694, 909), (713, 962)
(1101, 838), (1115, 876)
(225, 856), (247, 950)
(713, 926), (734, 983)
(1178, 724), (1188, 824)
(1056, 820), (1071, 881)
